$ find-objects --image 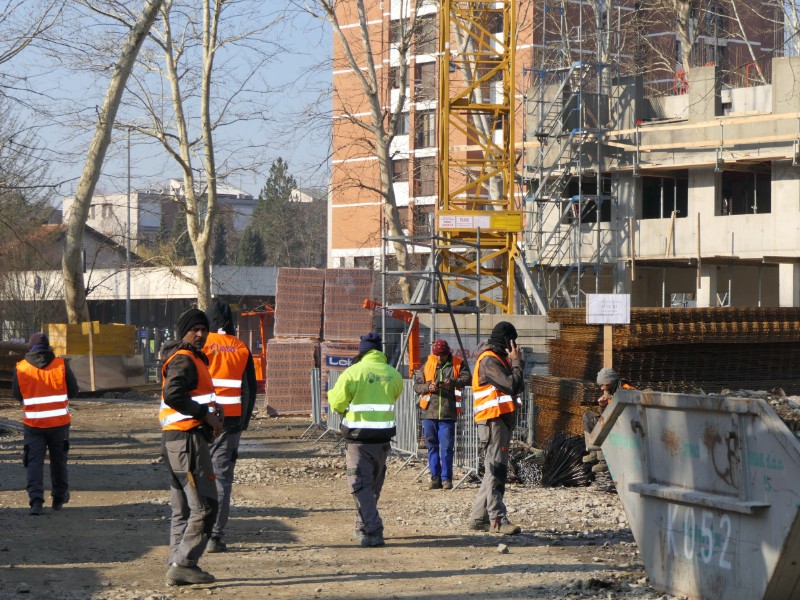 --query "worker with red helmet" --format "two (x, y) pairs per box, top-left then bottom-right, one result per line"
(413, 338), (470, 490)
